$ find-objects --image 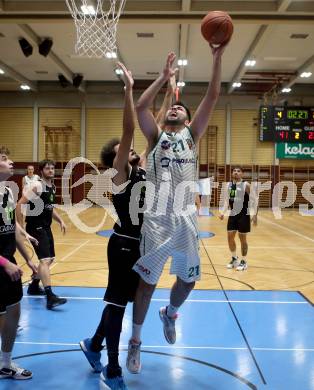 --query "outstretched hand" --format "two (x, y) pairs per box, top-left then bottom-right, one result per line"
(163, 52), (178, 81)
(210, 40), (229, 58)
(116, 62), (134, 89)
